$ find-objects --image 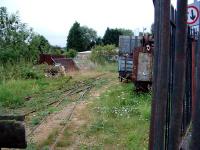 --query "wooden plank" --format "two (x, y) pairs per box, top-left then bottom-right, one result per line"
(0, 115), (25, 121)
(0, 120), (27, 148)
